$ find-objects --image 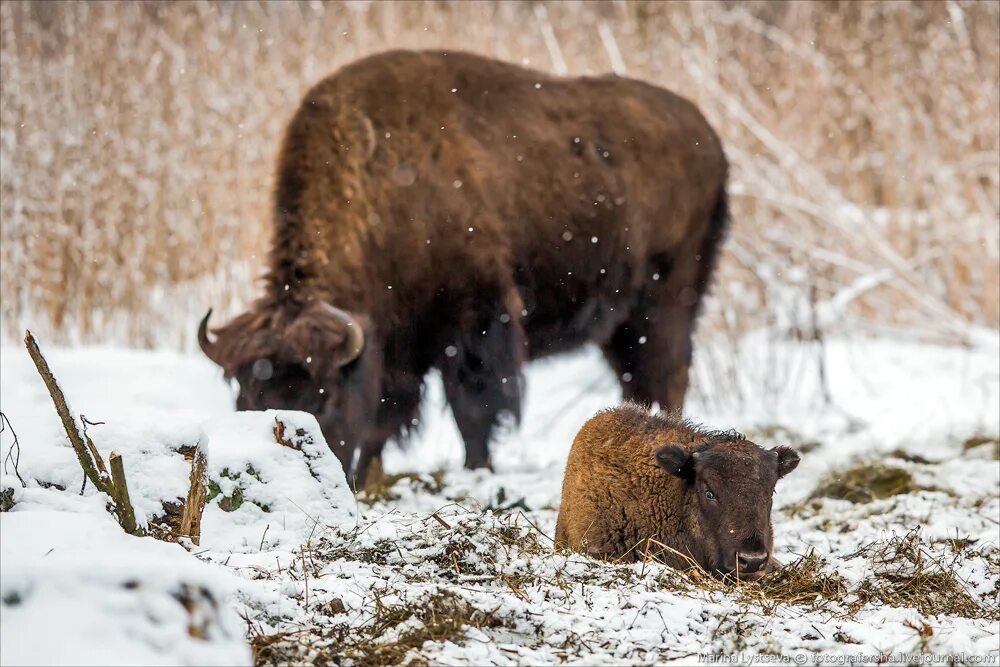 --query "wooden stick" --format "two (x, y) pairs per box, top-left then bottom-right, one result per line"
(179, 444), (208, 545)
(109, 452), (141, 535)
(24, 330), (111, 495)
(86, 435), (110, 483)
